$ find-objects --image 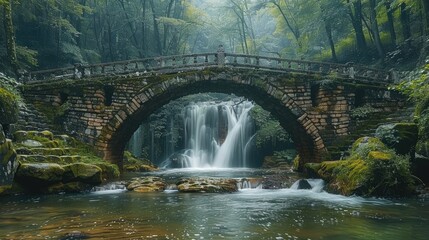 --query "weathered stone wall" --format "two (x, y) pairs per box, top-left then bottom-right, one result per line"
(21, 68), (406, 168)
